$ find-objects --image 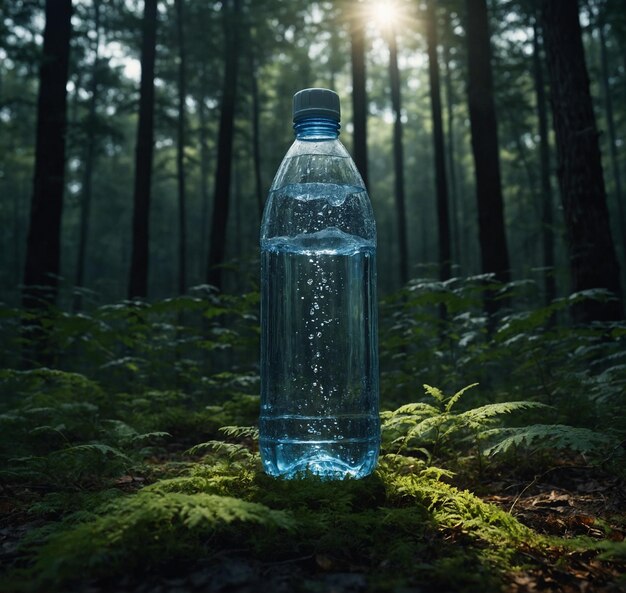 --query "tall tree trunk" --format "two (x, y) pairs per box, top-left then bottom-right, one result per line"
(328, 24), (340, 91)
(442, 15), (460, 271)
(198, 87), (211, 276)
(464, 0), (511, 308)
(349, 0), (369, 188)
(128, 0), (158, 299)
(22, 0), (72, 313)
(74, 0), (101, 311)
(426, 0), (451, 282)
(541, 0), (623, 322)
(207, 0), (240, 290)
(234, 158), (242, 267)
(14, 181), (21, 288)
(249, 38), (264, 217)
(175, 0), (187, 295)
(598, 15), (626, 269)
(387, 25), (409, 286)
(532, 17), (556, 306)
